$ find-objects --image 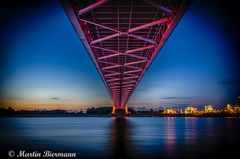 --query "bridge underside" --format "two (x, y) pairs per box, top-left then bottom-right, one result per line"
(62, 0), (192, 114)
